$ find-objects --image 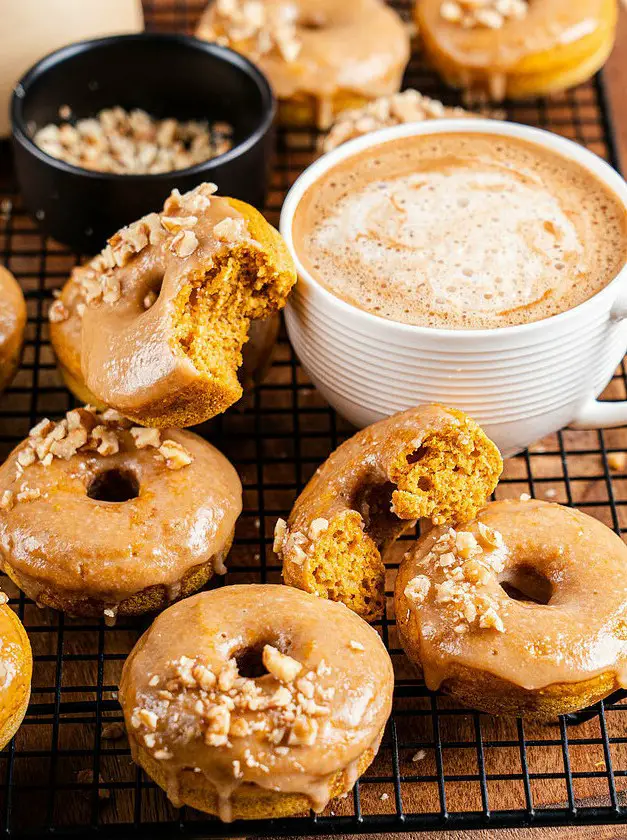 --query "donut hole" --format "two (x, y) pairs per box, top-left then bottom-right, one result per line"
(87, 468), (140, 503)
(498, 565), (552, 605)
(142, 273), (164, 311)
(235, 643), (270, 679)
